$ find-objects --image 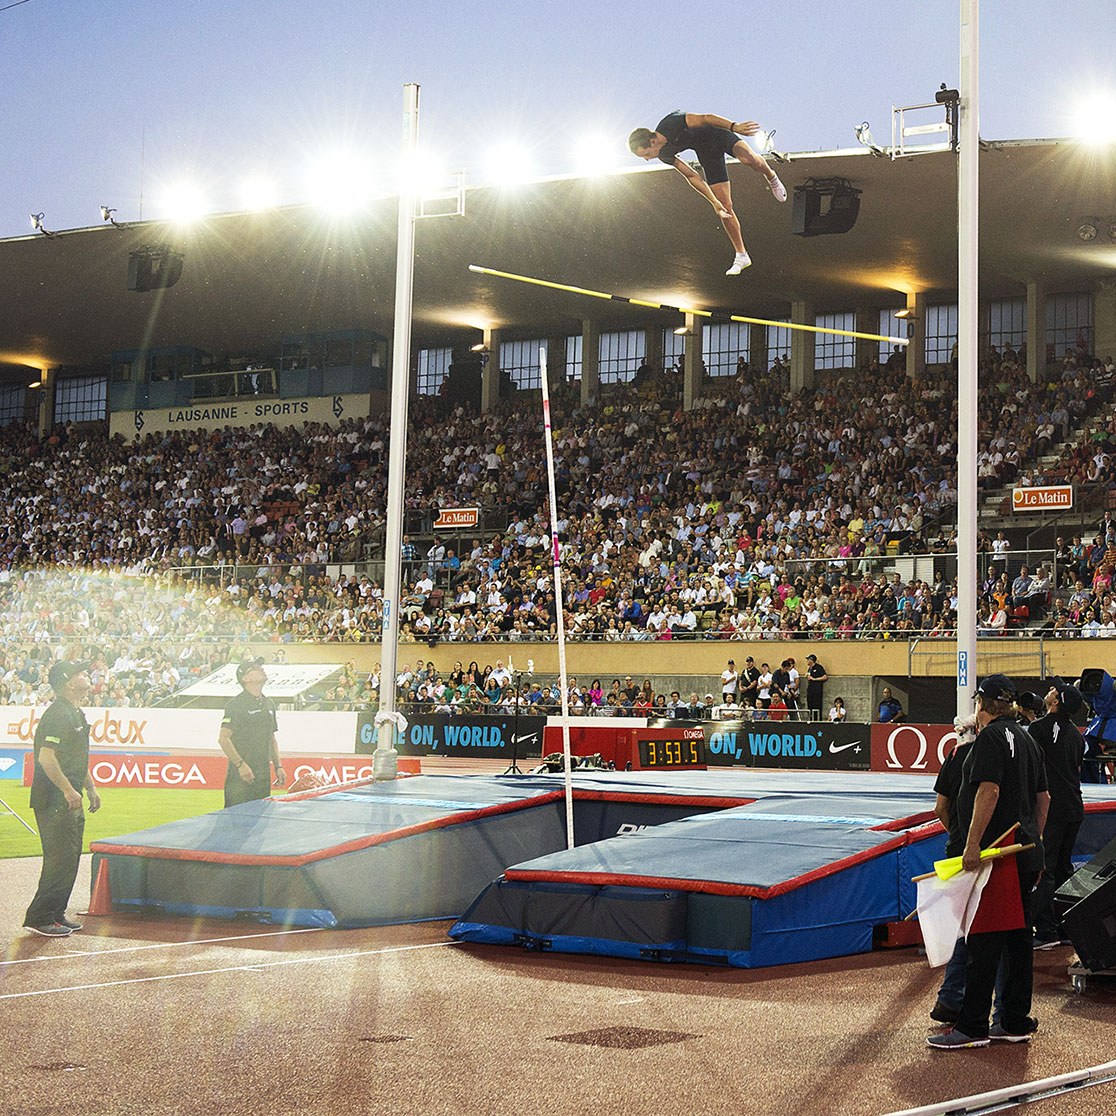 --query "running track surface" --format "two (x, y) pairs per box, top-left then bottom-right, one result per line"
(3, 765), (1116, 1115)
